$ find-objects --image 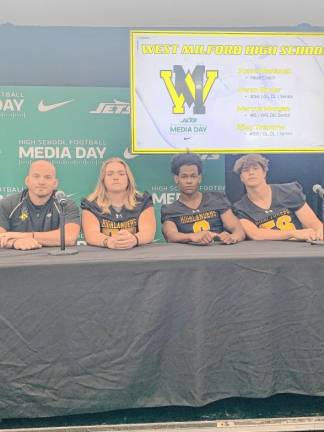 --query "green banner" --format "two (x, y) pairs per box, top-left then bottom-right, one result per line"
(0, 86), (225, 241)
